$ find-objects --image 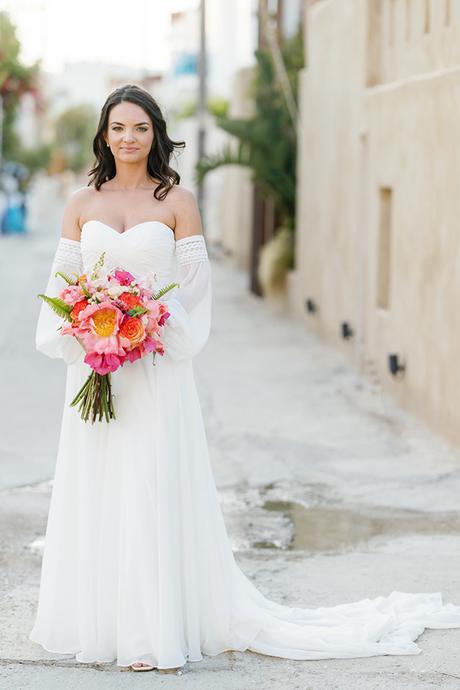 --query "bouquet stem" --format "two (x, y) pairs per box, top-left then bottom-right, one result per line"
(70, 371), (116, 423)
